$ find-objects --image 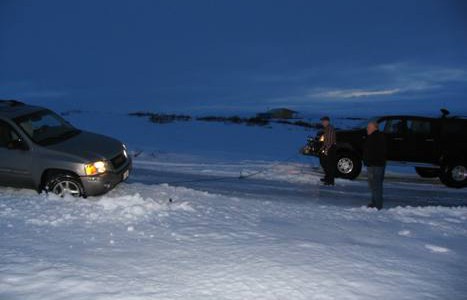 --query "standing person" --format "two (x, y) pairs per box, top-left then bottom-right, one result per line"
(320, 116), (337, 186)
(363, 121), (387, 210)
